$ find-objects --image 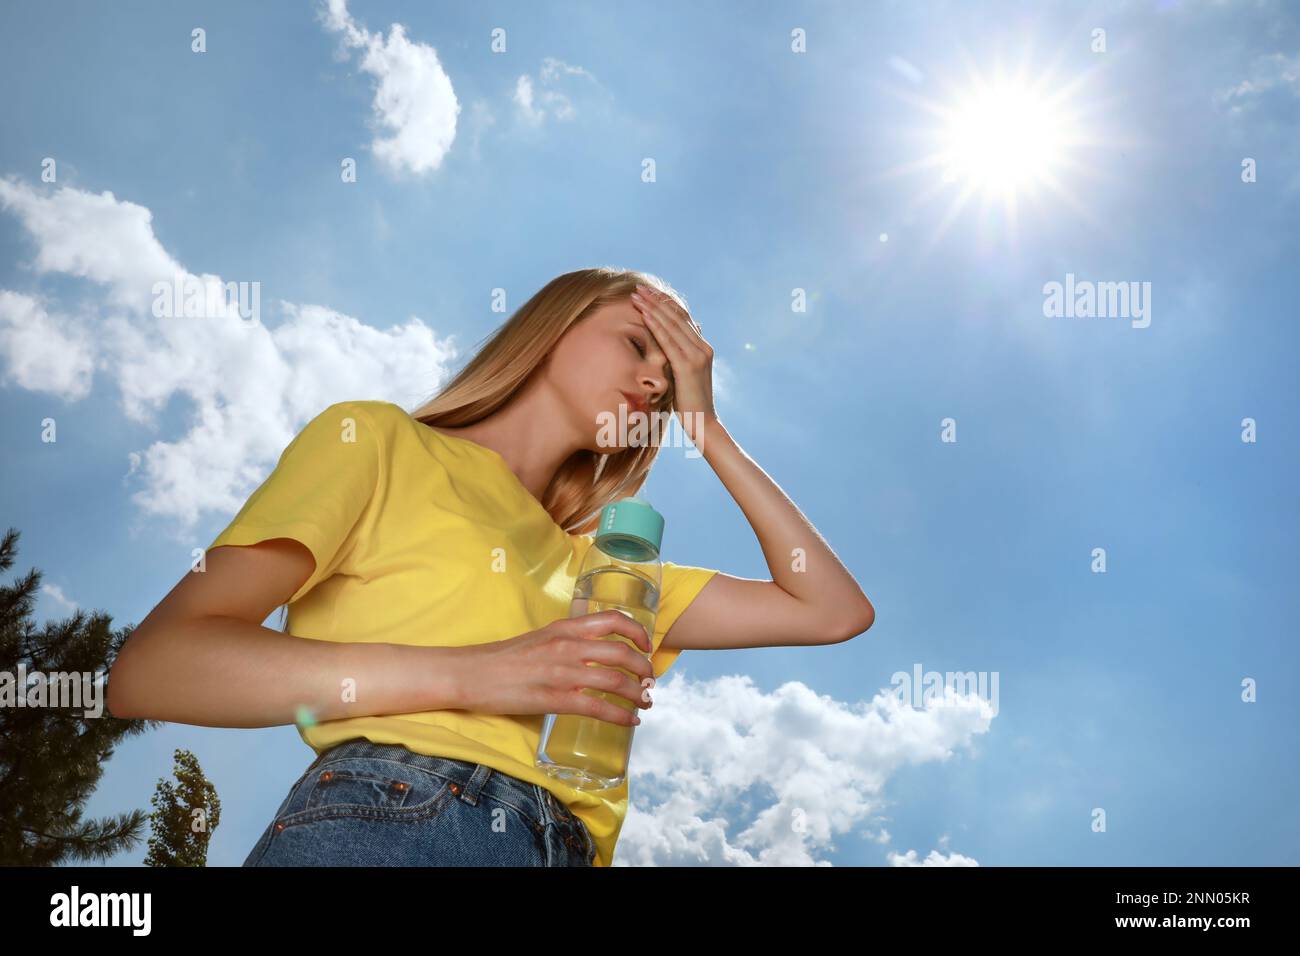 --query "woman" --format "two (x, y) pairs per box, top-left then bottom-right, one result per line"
(107, 267), (875, 867)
